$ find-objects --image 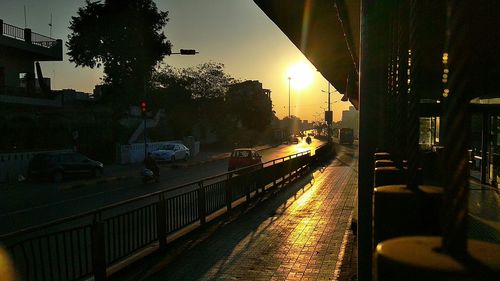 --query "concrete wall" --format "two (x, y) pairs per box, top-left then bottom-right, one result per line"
(117, 140), (200, 164)
(0, 48), (34, 89)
